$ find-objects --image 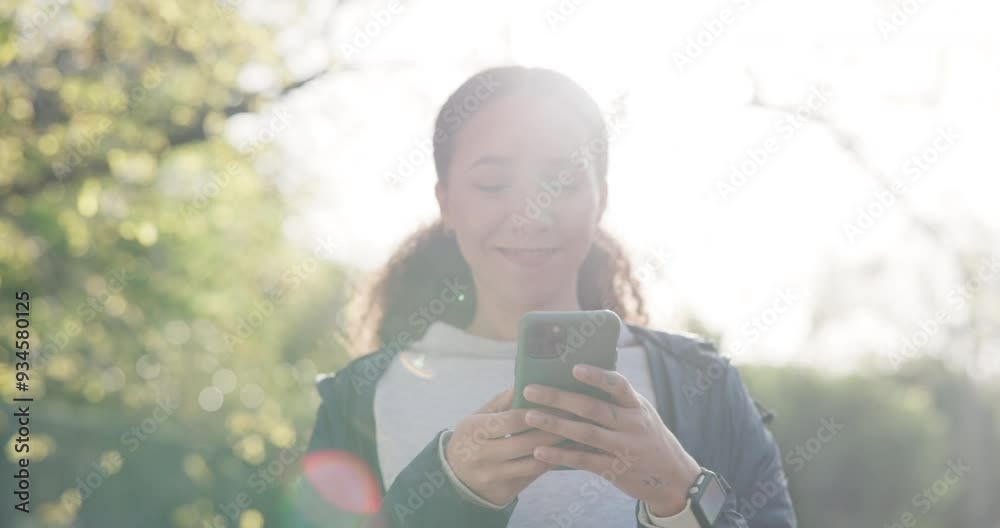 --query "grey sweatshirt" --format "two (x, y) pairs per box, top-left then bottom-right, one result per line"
(373, 320), (694, 527)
